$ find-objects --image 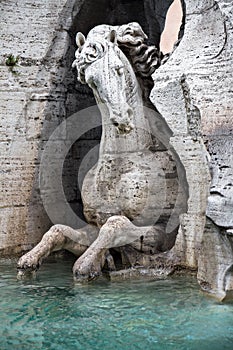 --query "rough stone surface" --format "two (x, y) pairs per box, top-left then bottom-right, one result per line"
(0, 0), (178, 254)
(151, 0), (233, 299)
(0, 0), (87, 254)
(71, 23), (184, 230)
(1, 0), (233, 299)
(17, 22), (185, 282)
